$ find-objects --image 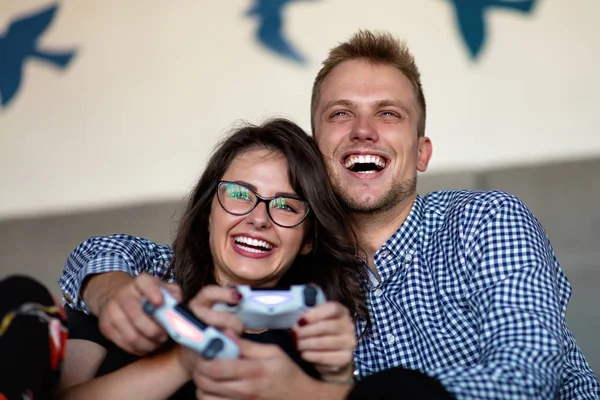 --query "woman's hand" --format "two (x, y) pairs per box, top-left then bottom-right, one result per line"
(293, 301), (356, 382)
(174, 285), (245, 373)
(175, 344), (201, 376)
(187, 285), (245, 336)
